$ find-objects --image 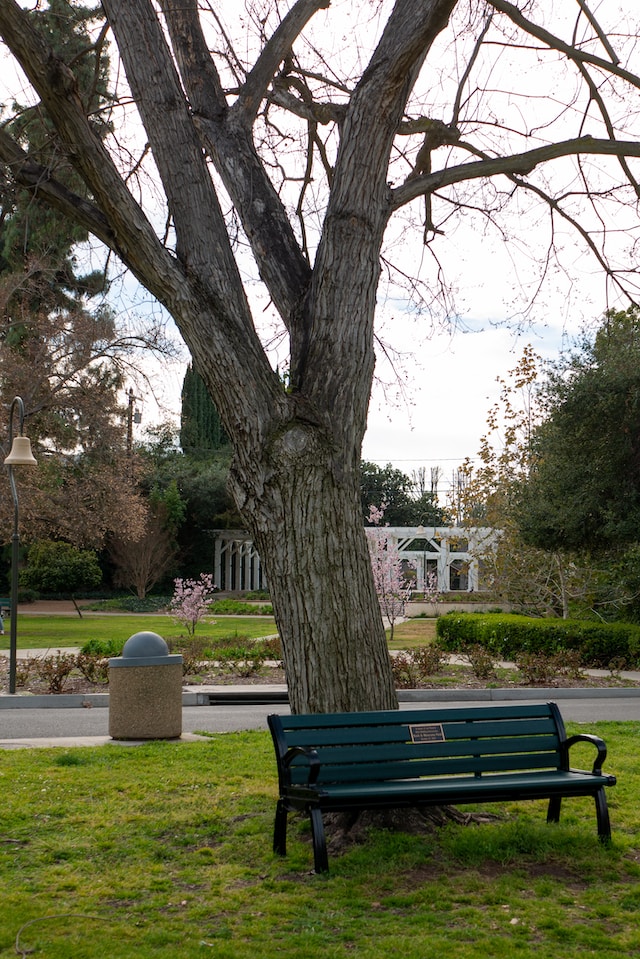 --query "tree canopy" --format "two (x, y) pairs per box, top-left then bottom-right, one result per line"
(0, 0), (171, 550)
(360, 461), (447, 526)
(518, 307), (640, 553)
(2, 0), (640, 711)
